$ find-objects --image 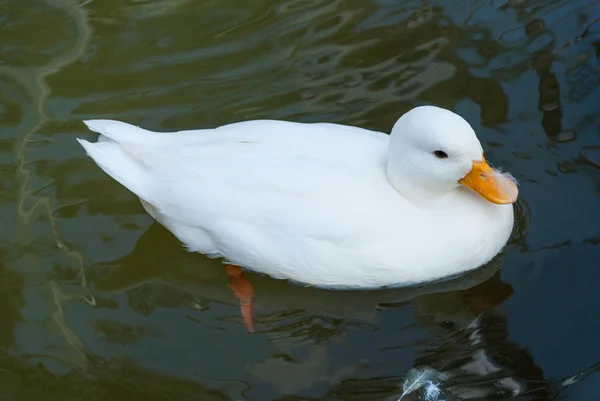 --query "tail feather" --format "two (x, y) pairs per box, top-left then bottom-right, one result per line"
(83, 119), (167, 155)
(83, 119), (151, 142)
(77, 137), (151, 202)
(78, 119), (166, 202)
